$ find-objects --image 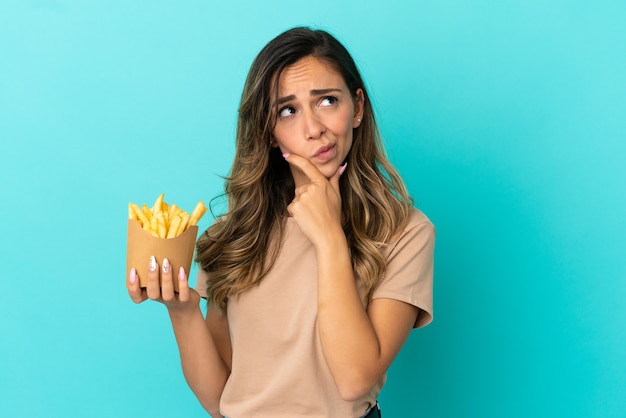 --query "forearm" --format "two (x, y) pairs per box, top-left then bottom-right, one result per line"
(168, 307), (228, 417)
(315, 231), (383, 400)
